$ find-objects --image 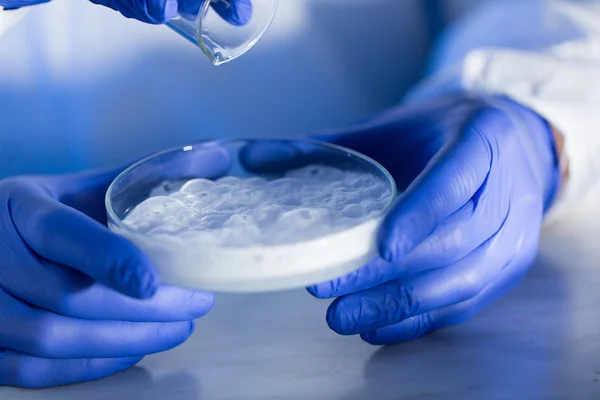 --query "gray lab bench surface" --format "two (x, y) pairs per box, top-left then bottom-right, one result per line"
(3, 200), (600, 400)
